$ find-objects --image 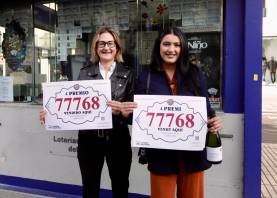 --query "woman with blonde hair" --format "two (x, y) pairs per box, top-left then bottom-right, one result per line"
(40, 27), (134, 198)
(77, 27), (134, 198)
